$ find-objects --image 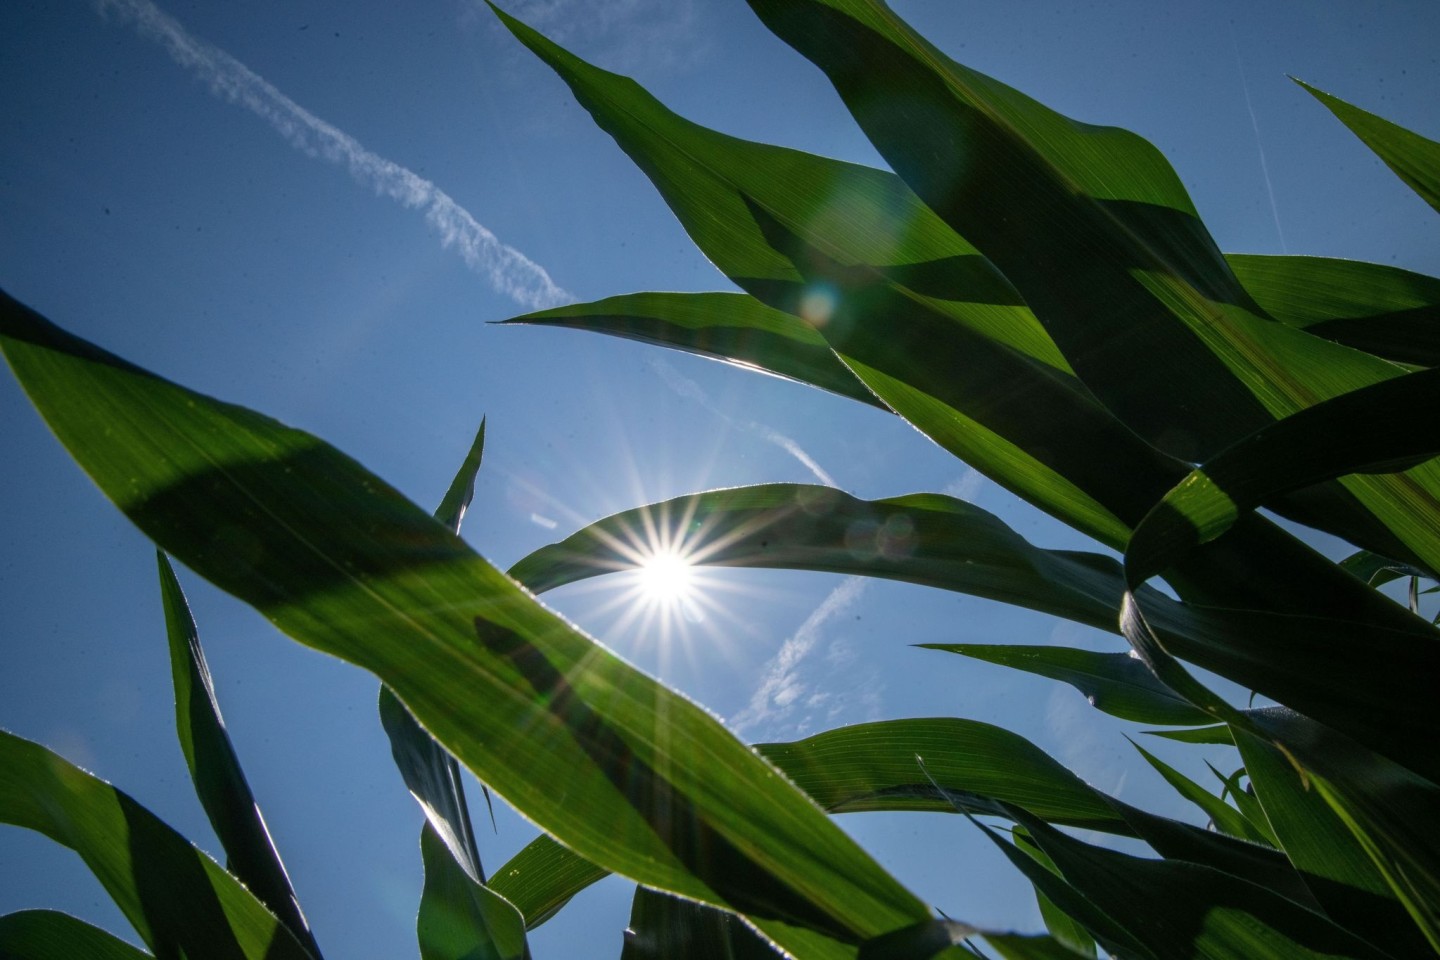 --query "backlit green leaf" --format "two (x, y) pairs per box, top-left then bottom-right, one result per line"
(157, 552), (321, 957)
(0, 730), (315, 960)
(417, 822), (529, 960)
(0, 911), (153, 960)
